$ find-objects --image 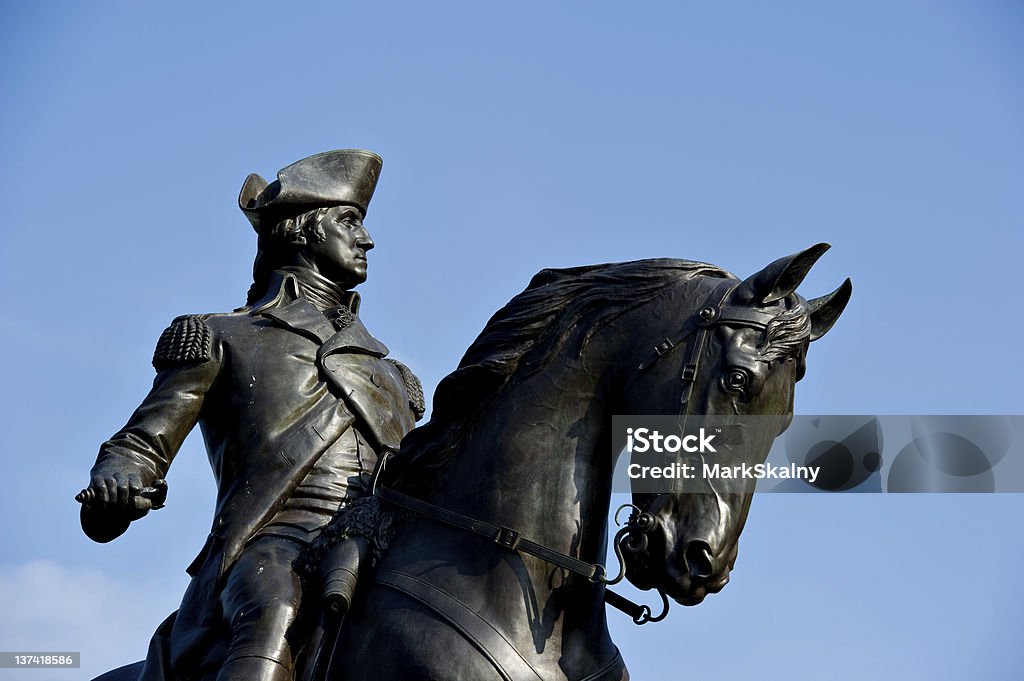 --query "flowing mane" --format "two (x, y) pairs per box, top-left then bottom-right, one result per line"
(393, 259), (732, 493)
